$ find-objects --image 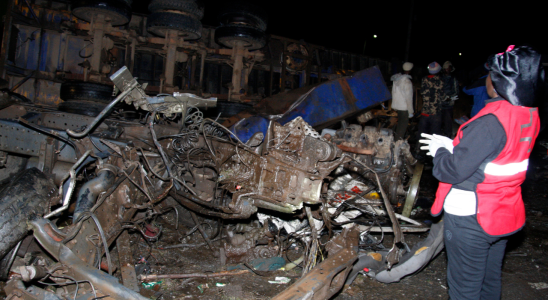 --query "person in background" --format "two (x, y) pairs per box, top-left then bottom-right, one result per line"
(391, 62), (414, 140)
(441, 61), (459, 137)
(417, 61), (445, 153)
(420, 45), (544, 300)
(463, 64), (490, 117)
